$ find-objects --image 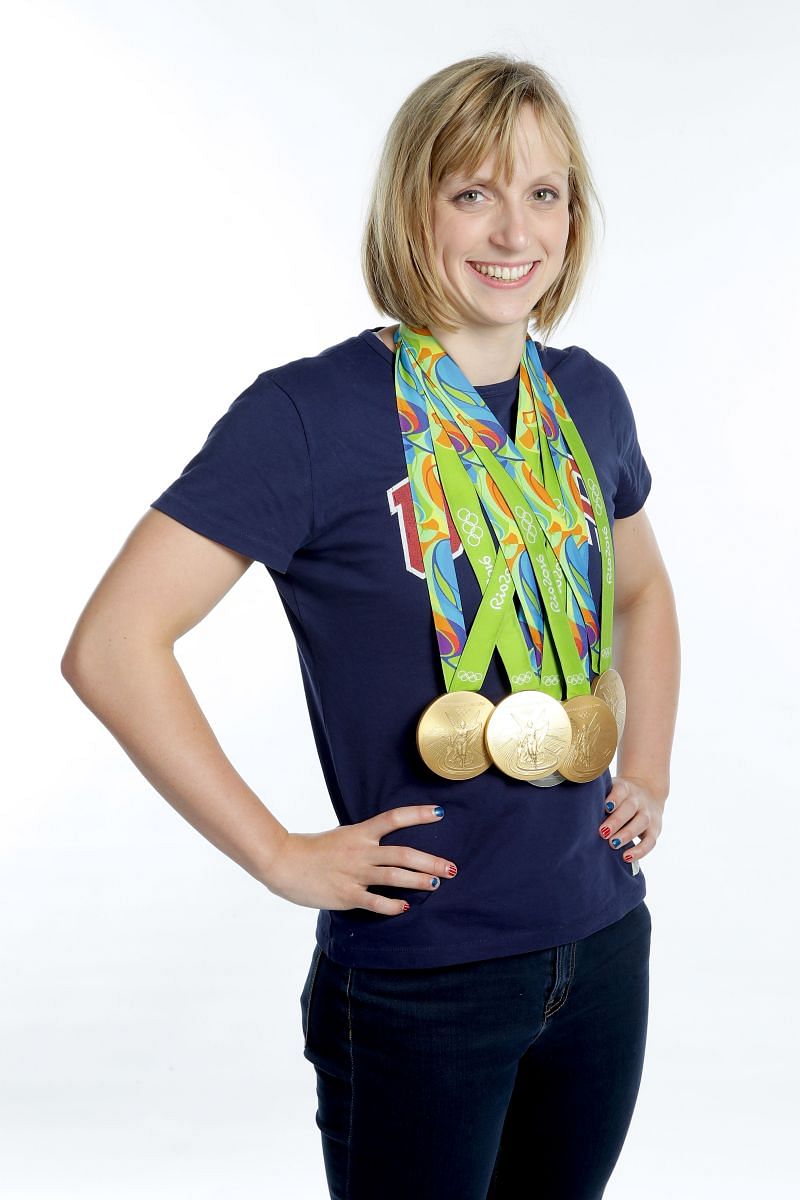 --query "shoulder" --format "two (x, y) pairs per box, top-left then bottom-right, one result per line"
(538, 342), (636, 426)
(538, 341), (624, 394)
(212, 331), (371, 436)
(259, 329), (373, 404)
